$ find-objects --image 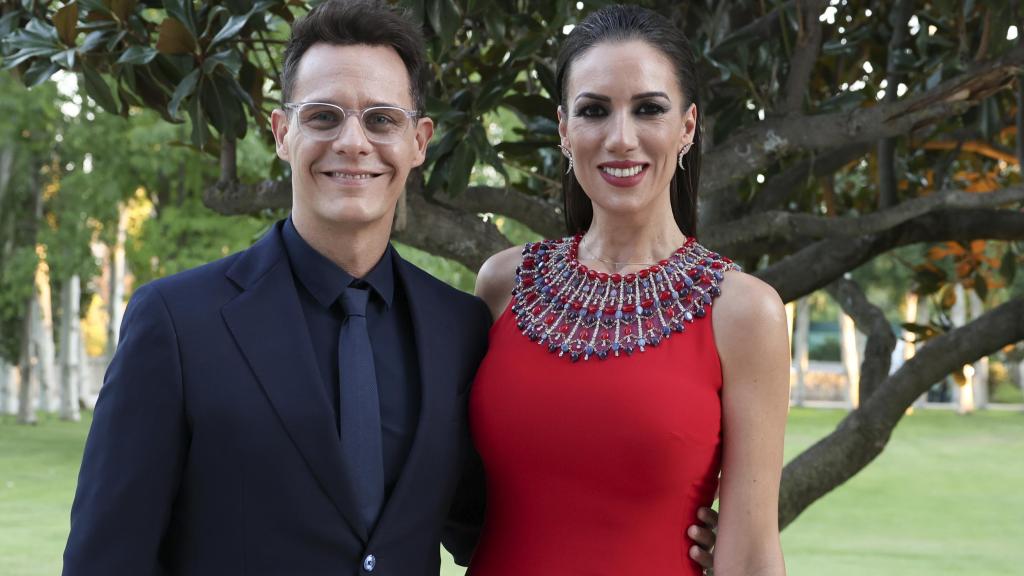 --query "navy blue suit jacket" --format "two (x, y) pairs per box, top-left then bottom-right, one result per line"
(63, 221), (490, 576)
